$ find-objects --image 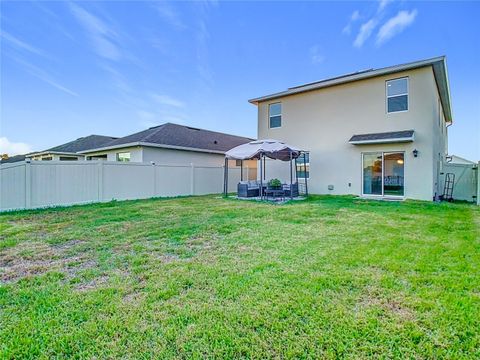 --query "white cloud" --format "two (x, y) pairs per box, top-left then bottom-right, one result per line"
(138, 110), (155, 120)
(1, 31), (47, 57)
(378, 0), (393, 12)
(151, 94), (185, 108)
(309, 46), (325, 64)
(342, 10), (360, 34)
(70, 4), (121, 61)
(354, 19), (377, 48)
(9, 56), (78, 96)
(0, 137), (32, 156)
(376, 10), (418, 45)
(154, 2), (185, 29)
